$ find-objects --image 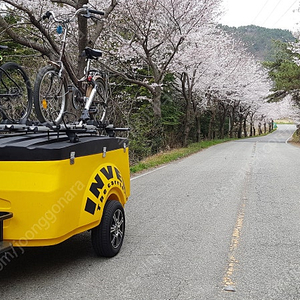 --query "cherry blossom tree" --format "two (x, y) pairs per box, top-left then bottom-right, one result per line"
(169, 25), (227, 144)
(257, 96), (300, 124)
(169, 23), (273, 142)
(101, 0), (222, 120)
